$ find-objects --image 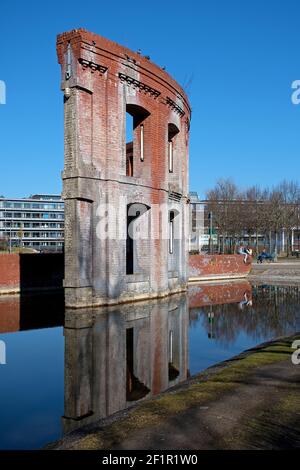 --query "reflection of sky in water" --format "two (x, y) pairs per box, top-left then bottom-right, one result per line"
(189, 323), (265, 375)
(0, 284), (299, 449)
(0, 328), (64, 449)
